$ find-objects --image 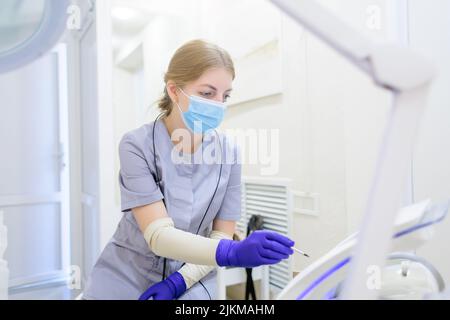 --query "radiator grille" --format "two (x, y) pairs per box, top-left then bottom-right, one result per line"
(238, 178), (293, 292)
